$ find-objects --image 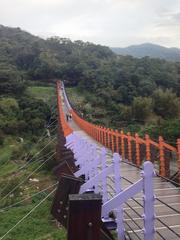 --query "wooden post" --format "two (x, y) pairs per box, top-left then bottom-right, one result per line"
(102, 127), (105, 146)
(177, 139), (180, 183)
(68, 194), (102, 240)
(115, 130), (119, 153)
(97, 126), (99, 142)
(99, 127), (101, 143)
(120, 131), (125, 160)
(106, 130), (108, 148)
(145, 134), (151, 161)
(111, 130), (115, 152)
(99, 126), (101, 144)
(127, 132), (132, 162)
(100, 127), (103, 145)
(95, 126), (98, 141)
(135, 133), (141, 167)
(159, 136), (165, 177)
(93, 125), (95, 138)
(107, 129), (110, 149)
(97, 126), (100, 143)
(100, 126), (103, 144)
